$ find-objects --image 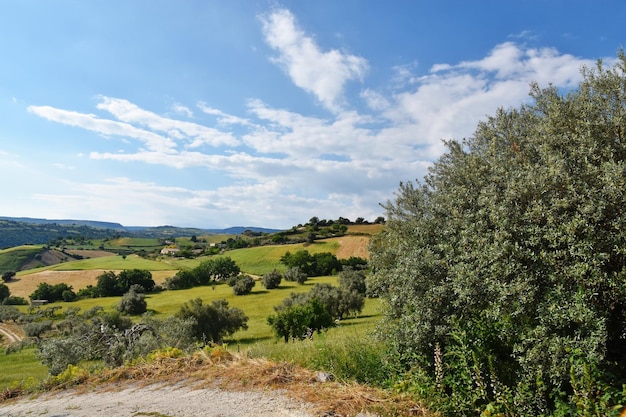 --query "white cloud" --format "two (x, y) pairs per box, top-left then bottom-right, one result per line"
(260, 8), (368, 112)
(171, 102), (193, 117)
(197, 102), (251, 126)
(96, 97), (240, 147)
(25, 38), (608, 228)
(27, 105), (177, 153)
